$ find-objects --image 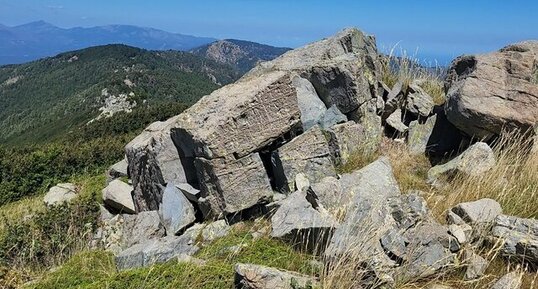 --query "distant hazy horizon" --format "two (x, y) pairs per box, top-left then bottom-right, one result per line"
(2, 0), (538, 64)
